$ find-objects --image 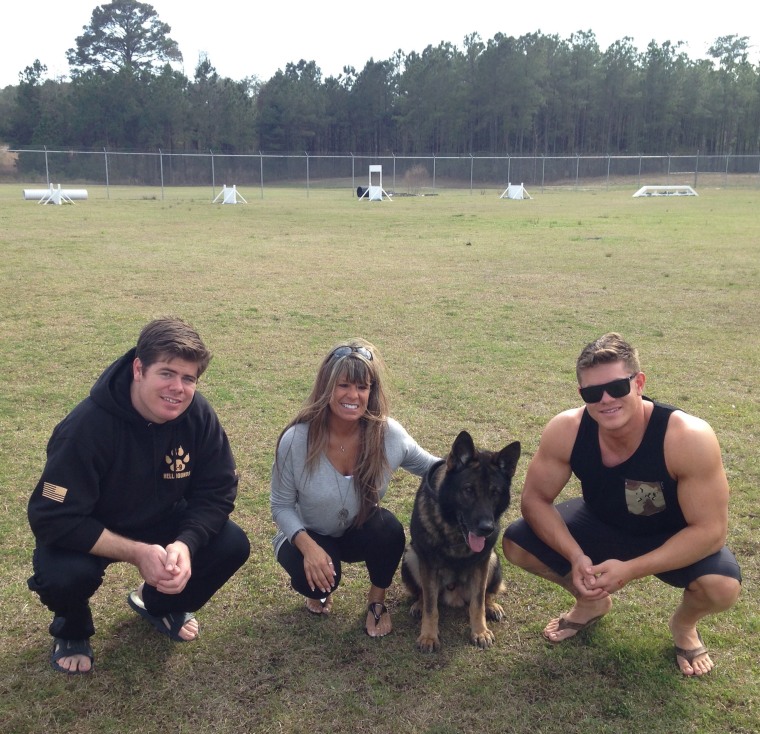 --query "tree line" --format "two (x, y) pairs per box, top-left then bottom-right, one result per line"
(1, 1), (758, 157)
